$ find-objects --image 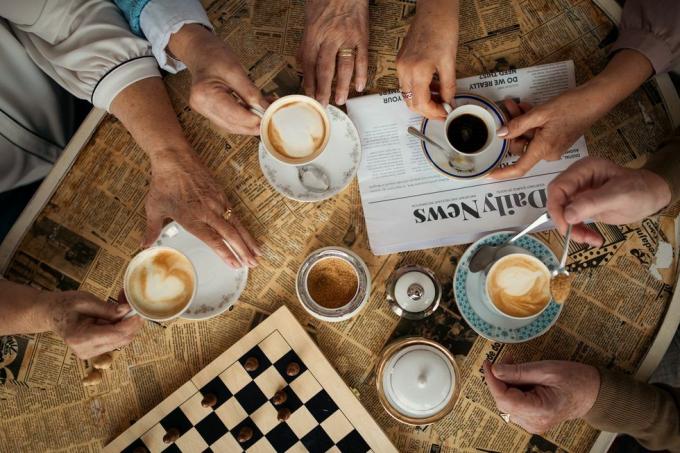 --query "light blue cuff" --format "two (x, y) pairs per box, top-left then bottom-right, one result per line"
(113, 0), (152, 36)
